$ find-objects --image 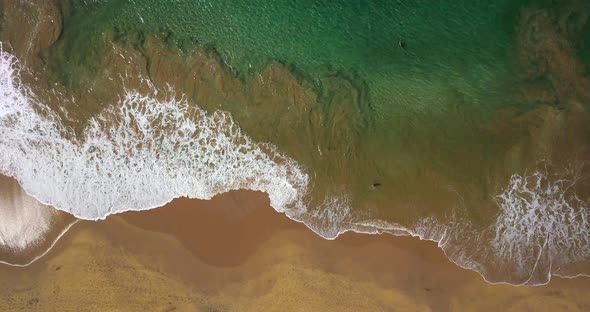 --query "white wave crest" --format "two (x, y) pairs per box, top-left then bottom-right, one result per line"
(0, 50), (308, 222)
(493, 165), (590, 281)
